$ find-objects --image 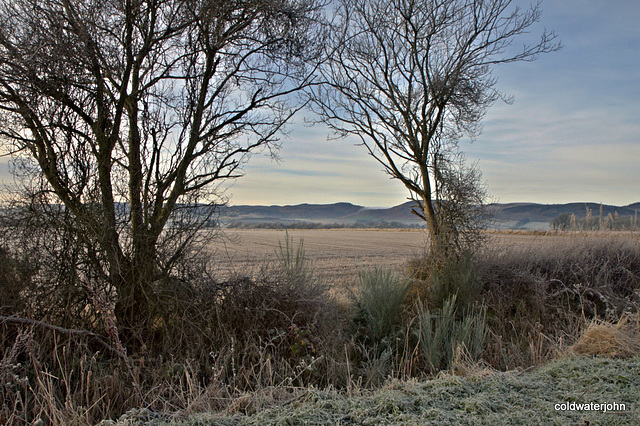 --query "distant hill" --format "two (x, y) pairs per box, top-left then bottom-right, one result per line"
(220, 202), (364, 223)
(220, 201), (640, 230)
(625, 202), (640, 210)
(485, 202), (640, 229)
